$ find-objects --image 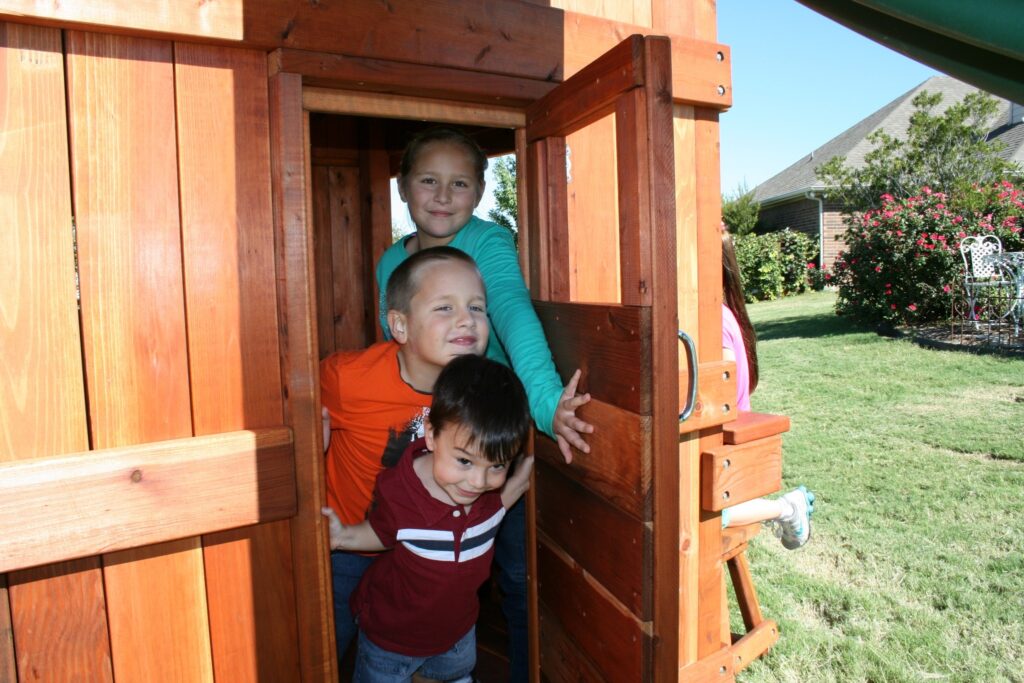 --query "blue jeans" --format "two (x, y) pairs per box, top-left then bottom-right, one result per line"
(353, 628), (476, 683)
(332, 551), (378, 666)
(494, 498), (528, 683)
